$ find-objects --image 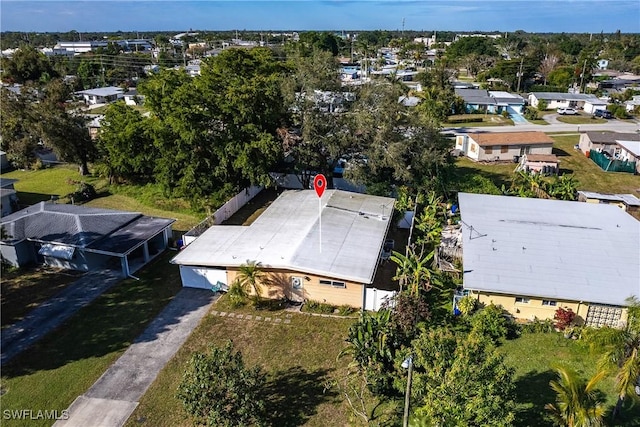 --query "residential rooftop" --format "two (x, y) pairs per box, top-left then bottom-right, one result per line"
(459, 193), (640, 307)
(585, 131), (640, 144)
(171, 189), (395, 284)
(467, 131), (554, 147)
